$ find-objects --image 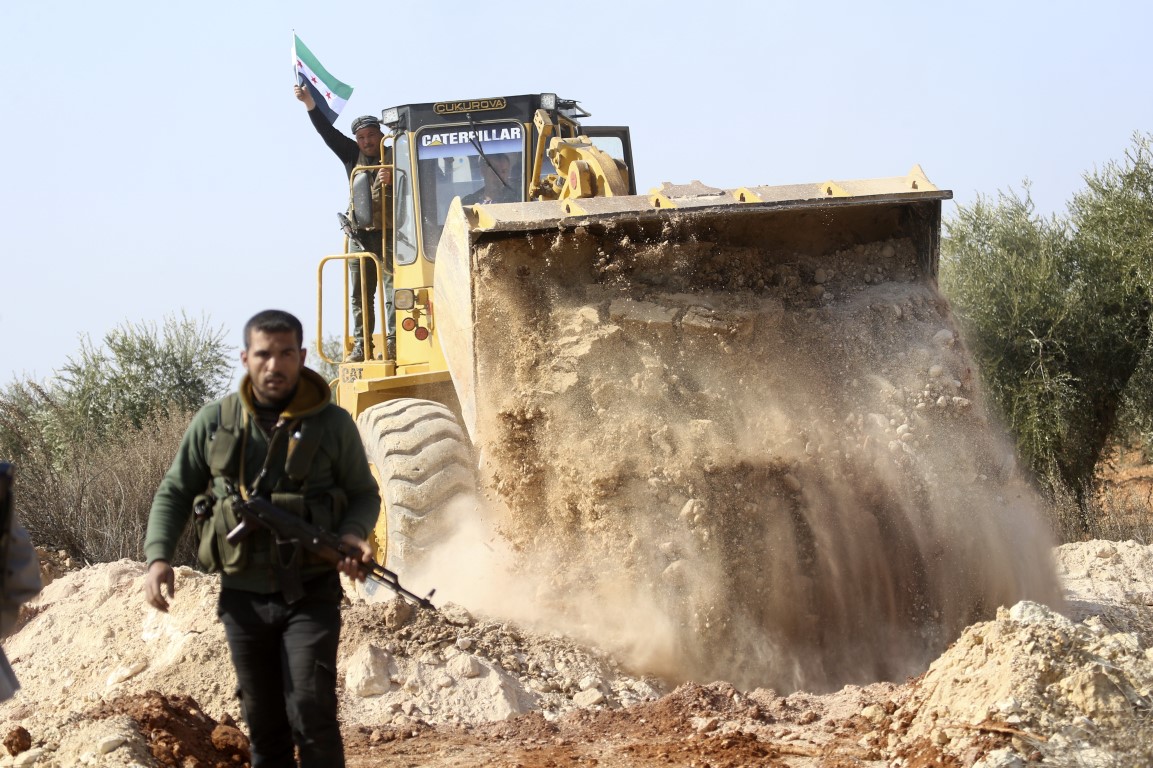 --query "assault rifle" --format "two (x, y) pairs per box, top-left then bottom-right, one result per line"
(225, 496), (435, 610)
(337, 212), (358, 240)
